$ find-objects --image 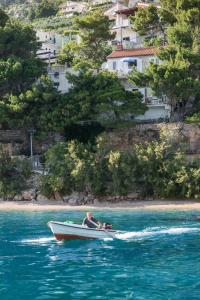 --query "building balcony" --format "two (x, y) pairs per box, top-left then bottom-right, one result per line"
(145, 96), (168, 106)
(111, 40), (140, 50)
(44, 38), (56, 45)
(113, 68), (133, 78)
(112, 19), (131, 29)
